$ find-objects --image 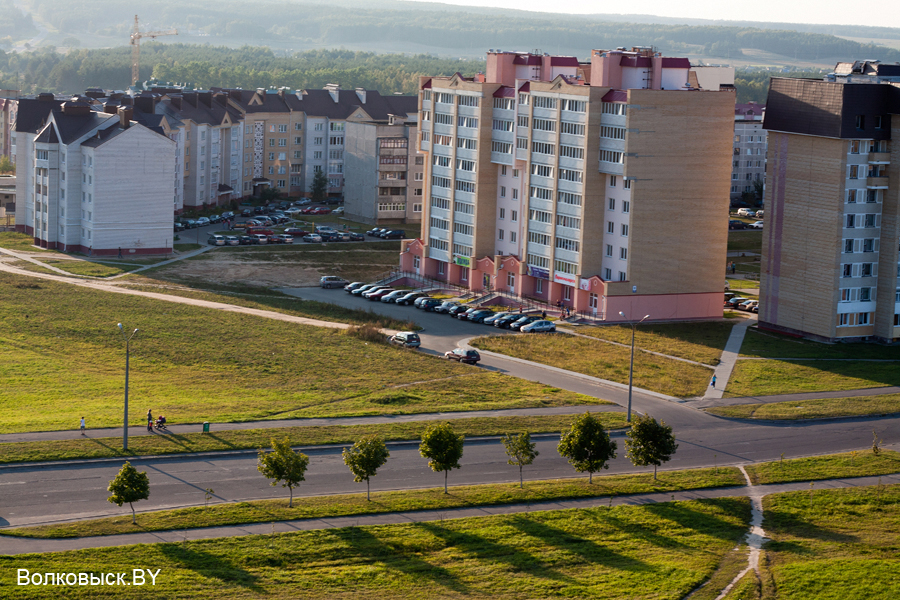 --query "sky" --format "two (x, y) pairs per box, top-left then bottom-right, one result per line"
(399, 0), (900, 29)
